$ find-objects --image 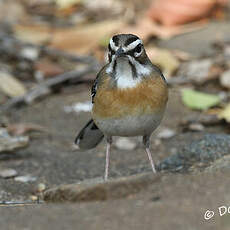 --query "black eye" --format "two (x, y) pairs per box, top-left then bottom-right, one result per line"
(134, 44), (142, 53)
